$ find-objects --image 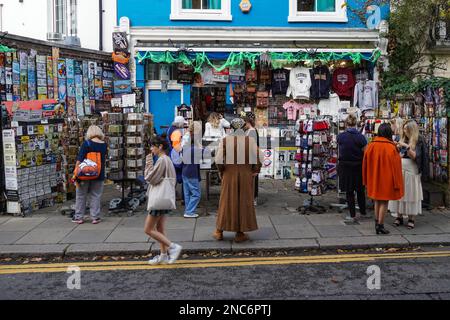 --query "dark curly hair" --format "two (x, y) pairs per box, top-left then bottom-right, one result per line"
(150, 135), (170, 152)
